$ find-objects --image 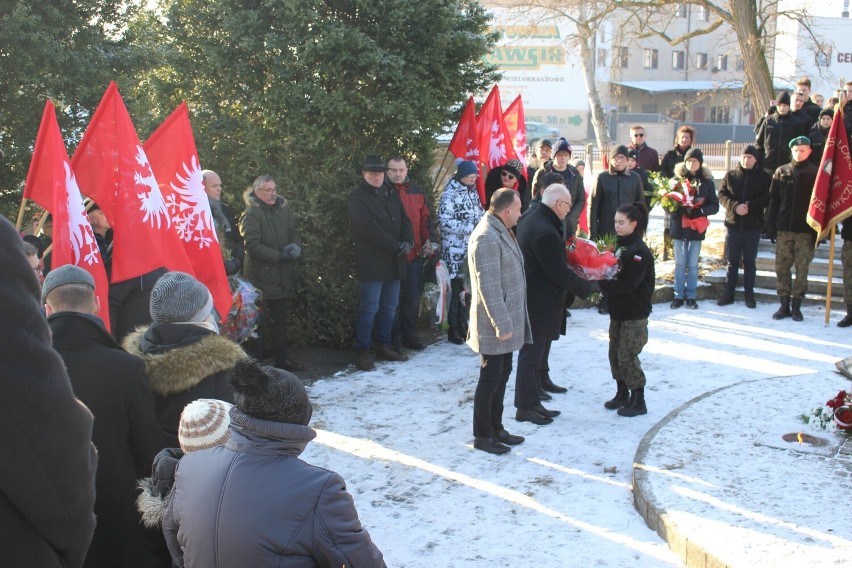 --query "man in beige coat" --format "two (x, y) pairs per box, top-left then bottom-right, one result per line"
(467, 188), (532, 454)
